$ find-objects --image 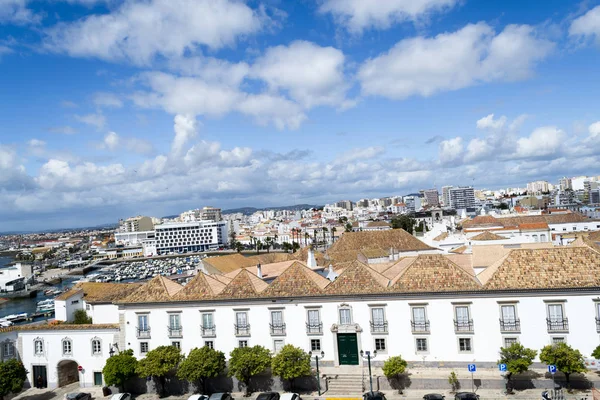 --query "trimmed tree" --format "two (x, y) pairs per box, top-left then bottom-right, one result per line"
(177, 347), (226, 394)
(498, 343), (537, 393)
(592, 345), (600, 359)
(0, 359), (27, 400)
(136, 345), (183, 397)
(448, 371), (459, 393)
(228, 345), (272, 396)
(102, 349), (139, 392)
(382, 356), (408, 394)
(540, 343), (586, 389)
(271, 345), (311, 391)
(72, 309), (92, 324)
